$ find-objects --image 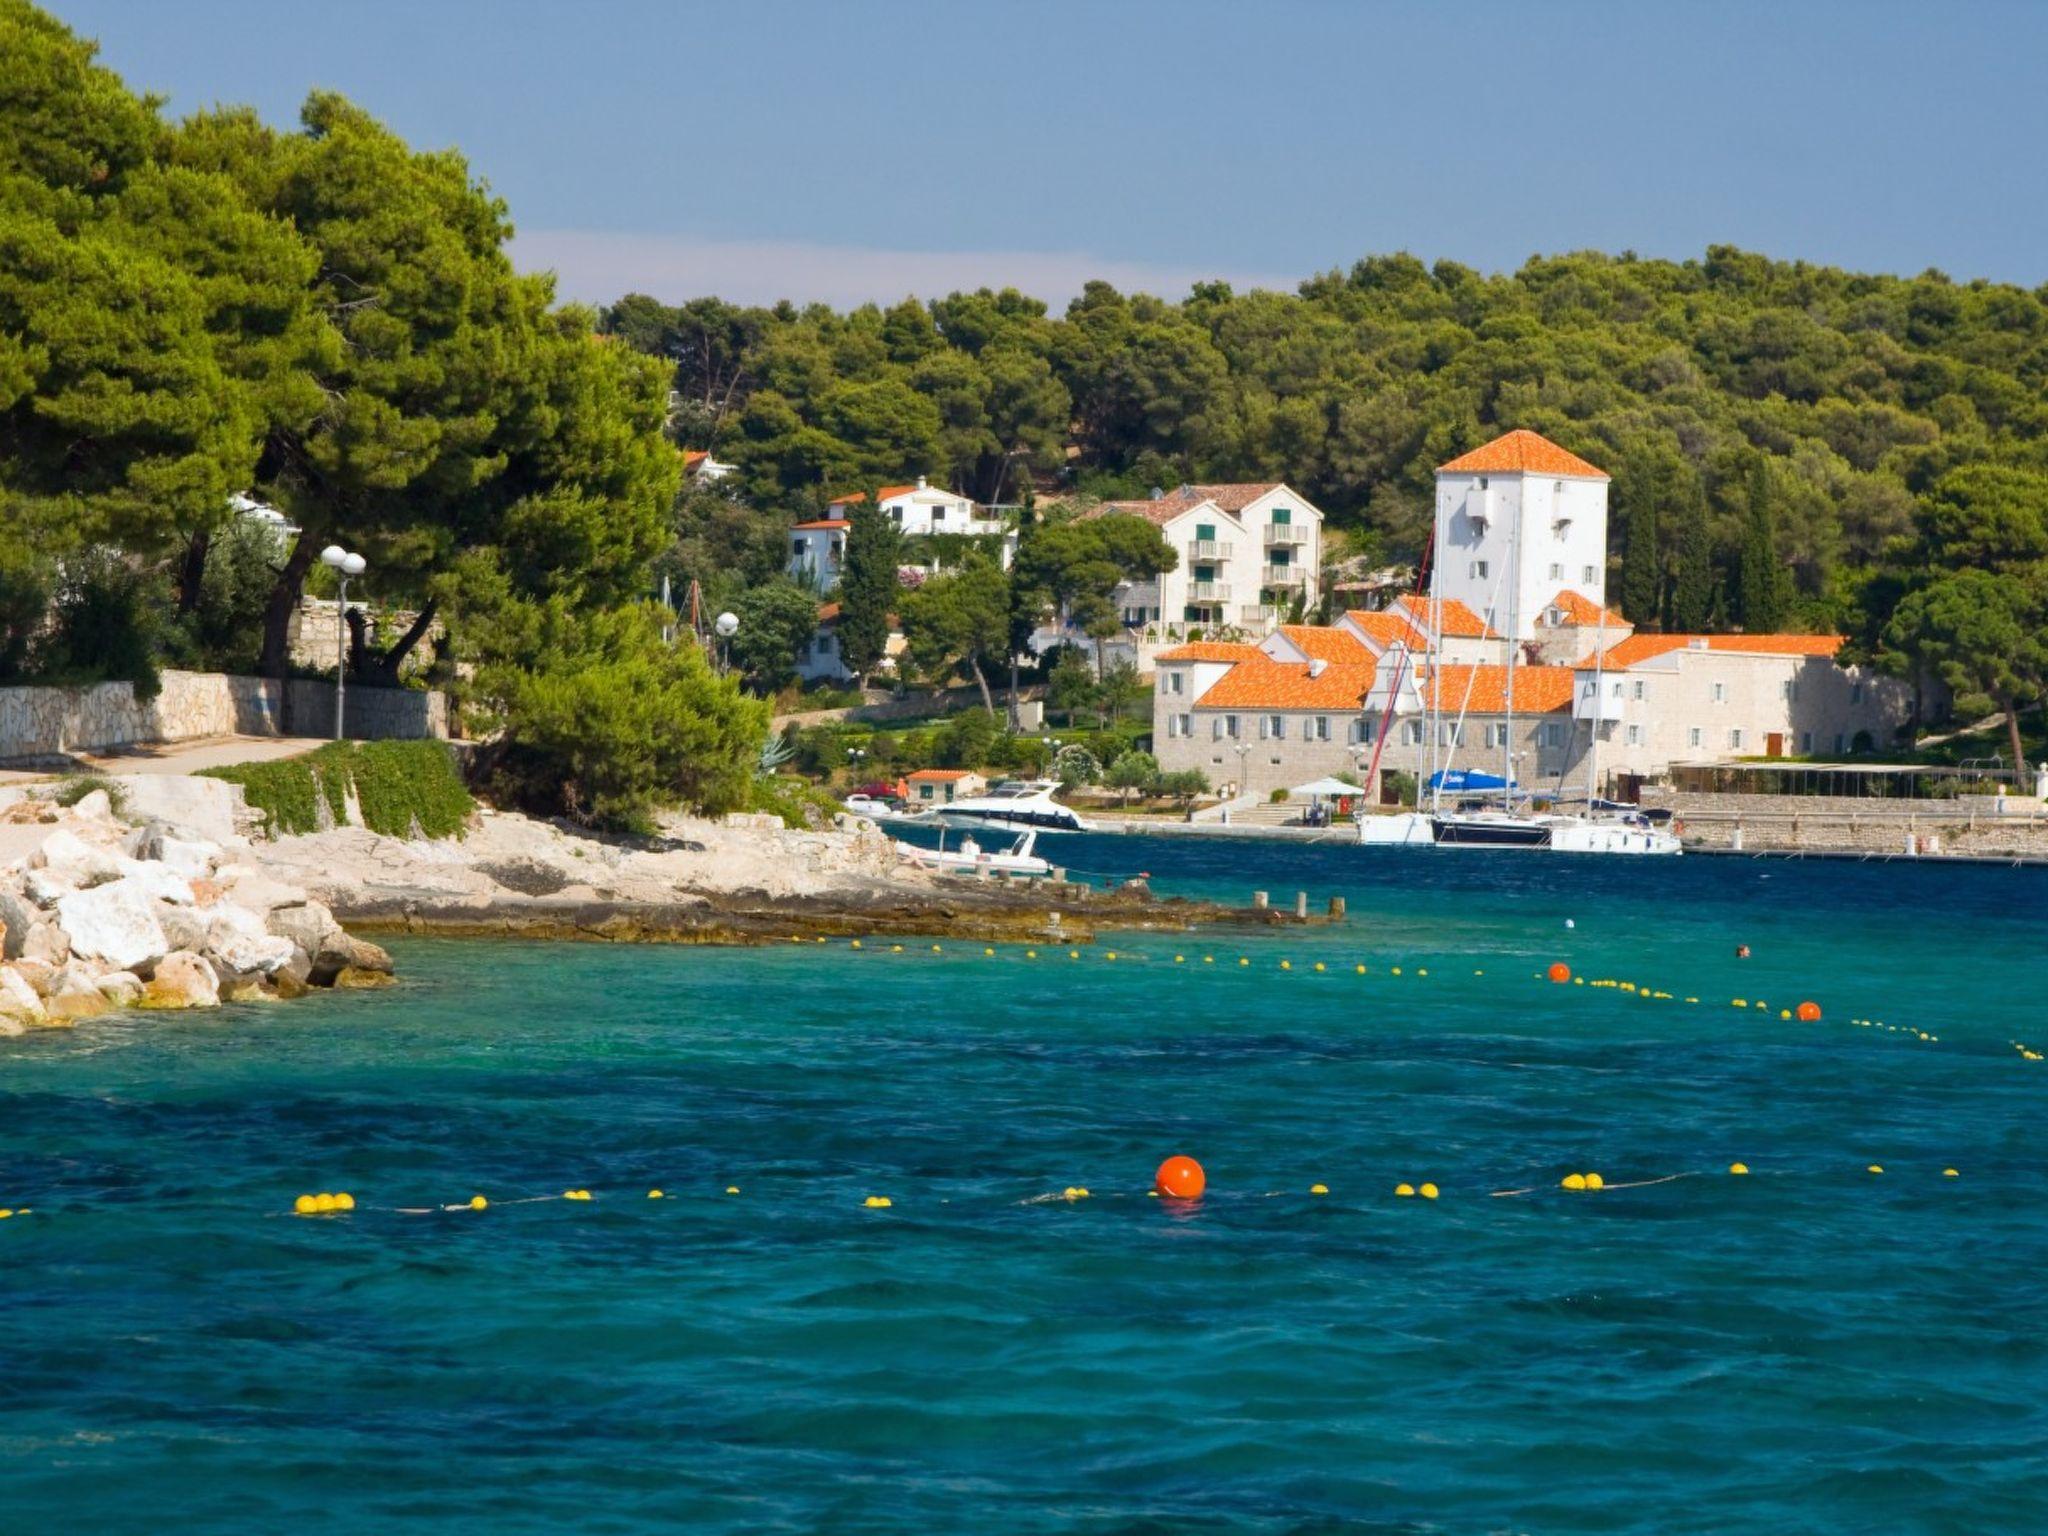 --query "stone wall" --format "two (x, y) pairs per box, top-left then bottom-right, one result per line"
(0, 670), (446, 763)
(1648, 787), (2048, 859)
